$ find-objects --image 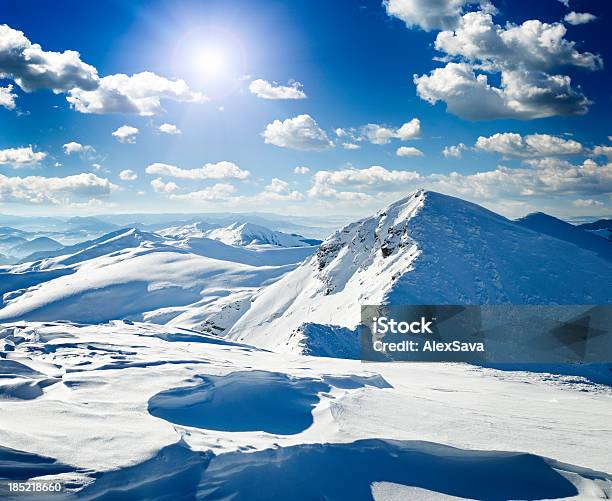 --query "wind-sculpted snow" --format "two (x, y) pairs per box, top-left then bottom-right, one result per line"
(229, 190), (612, 355)
(148, 371), (330, 434)
(197, 439), (586, 501)
(0, 445), (75, 481)
(0, 321), (610, 499)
